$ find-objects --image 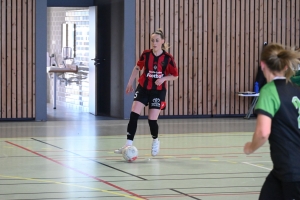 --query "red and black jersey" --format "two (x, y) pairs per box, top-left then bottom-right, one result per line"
(136, 49), (178, 90)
